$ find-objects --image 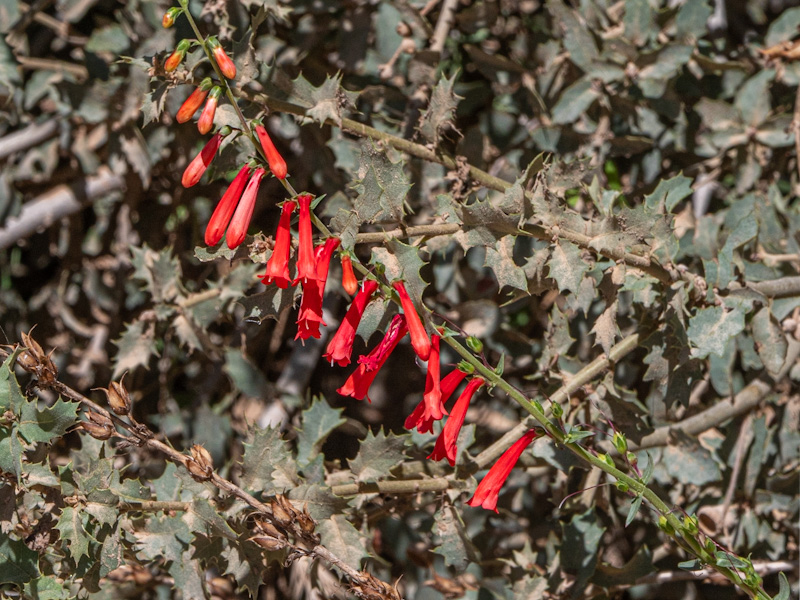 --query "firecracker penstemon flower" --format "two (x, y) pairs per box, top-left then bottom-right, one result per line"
(324, 279), (379, 367)
(225, 167), (265, 249)
(338, 314), (408, 402)
(296, 237), (340, 341)
(340, 254), (358, 295)
(260, 200), (296, 288)
(182, 133), (222, 188)
(205, 164), (251, 246)
(295, 194), (317, 283)
(429, 377), (485, 466)
(393, 281), (431, 361)
(405, 365), (469, 433)
(467, 429), (538, 512)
